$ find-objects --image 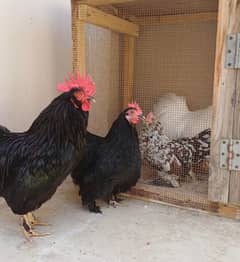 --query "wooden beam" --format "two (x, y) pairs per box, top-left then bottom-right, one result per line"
(229, 73), (240, 203)
(130, 12), (217, 26)
(72, 1), (87, 74)
(208, 0), (239, 203)
(122, 183), (240, 220)
(122, 35), (135, 108)
(77, 4), (139, 37)
(229, 1), (240, 204)
(74, 0), (135, 6)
